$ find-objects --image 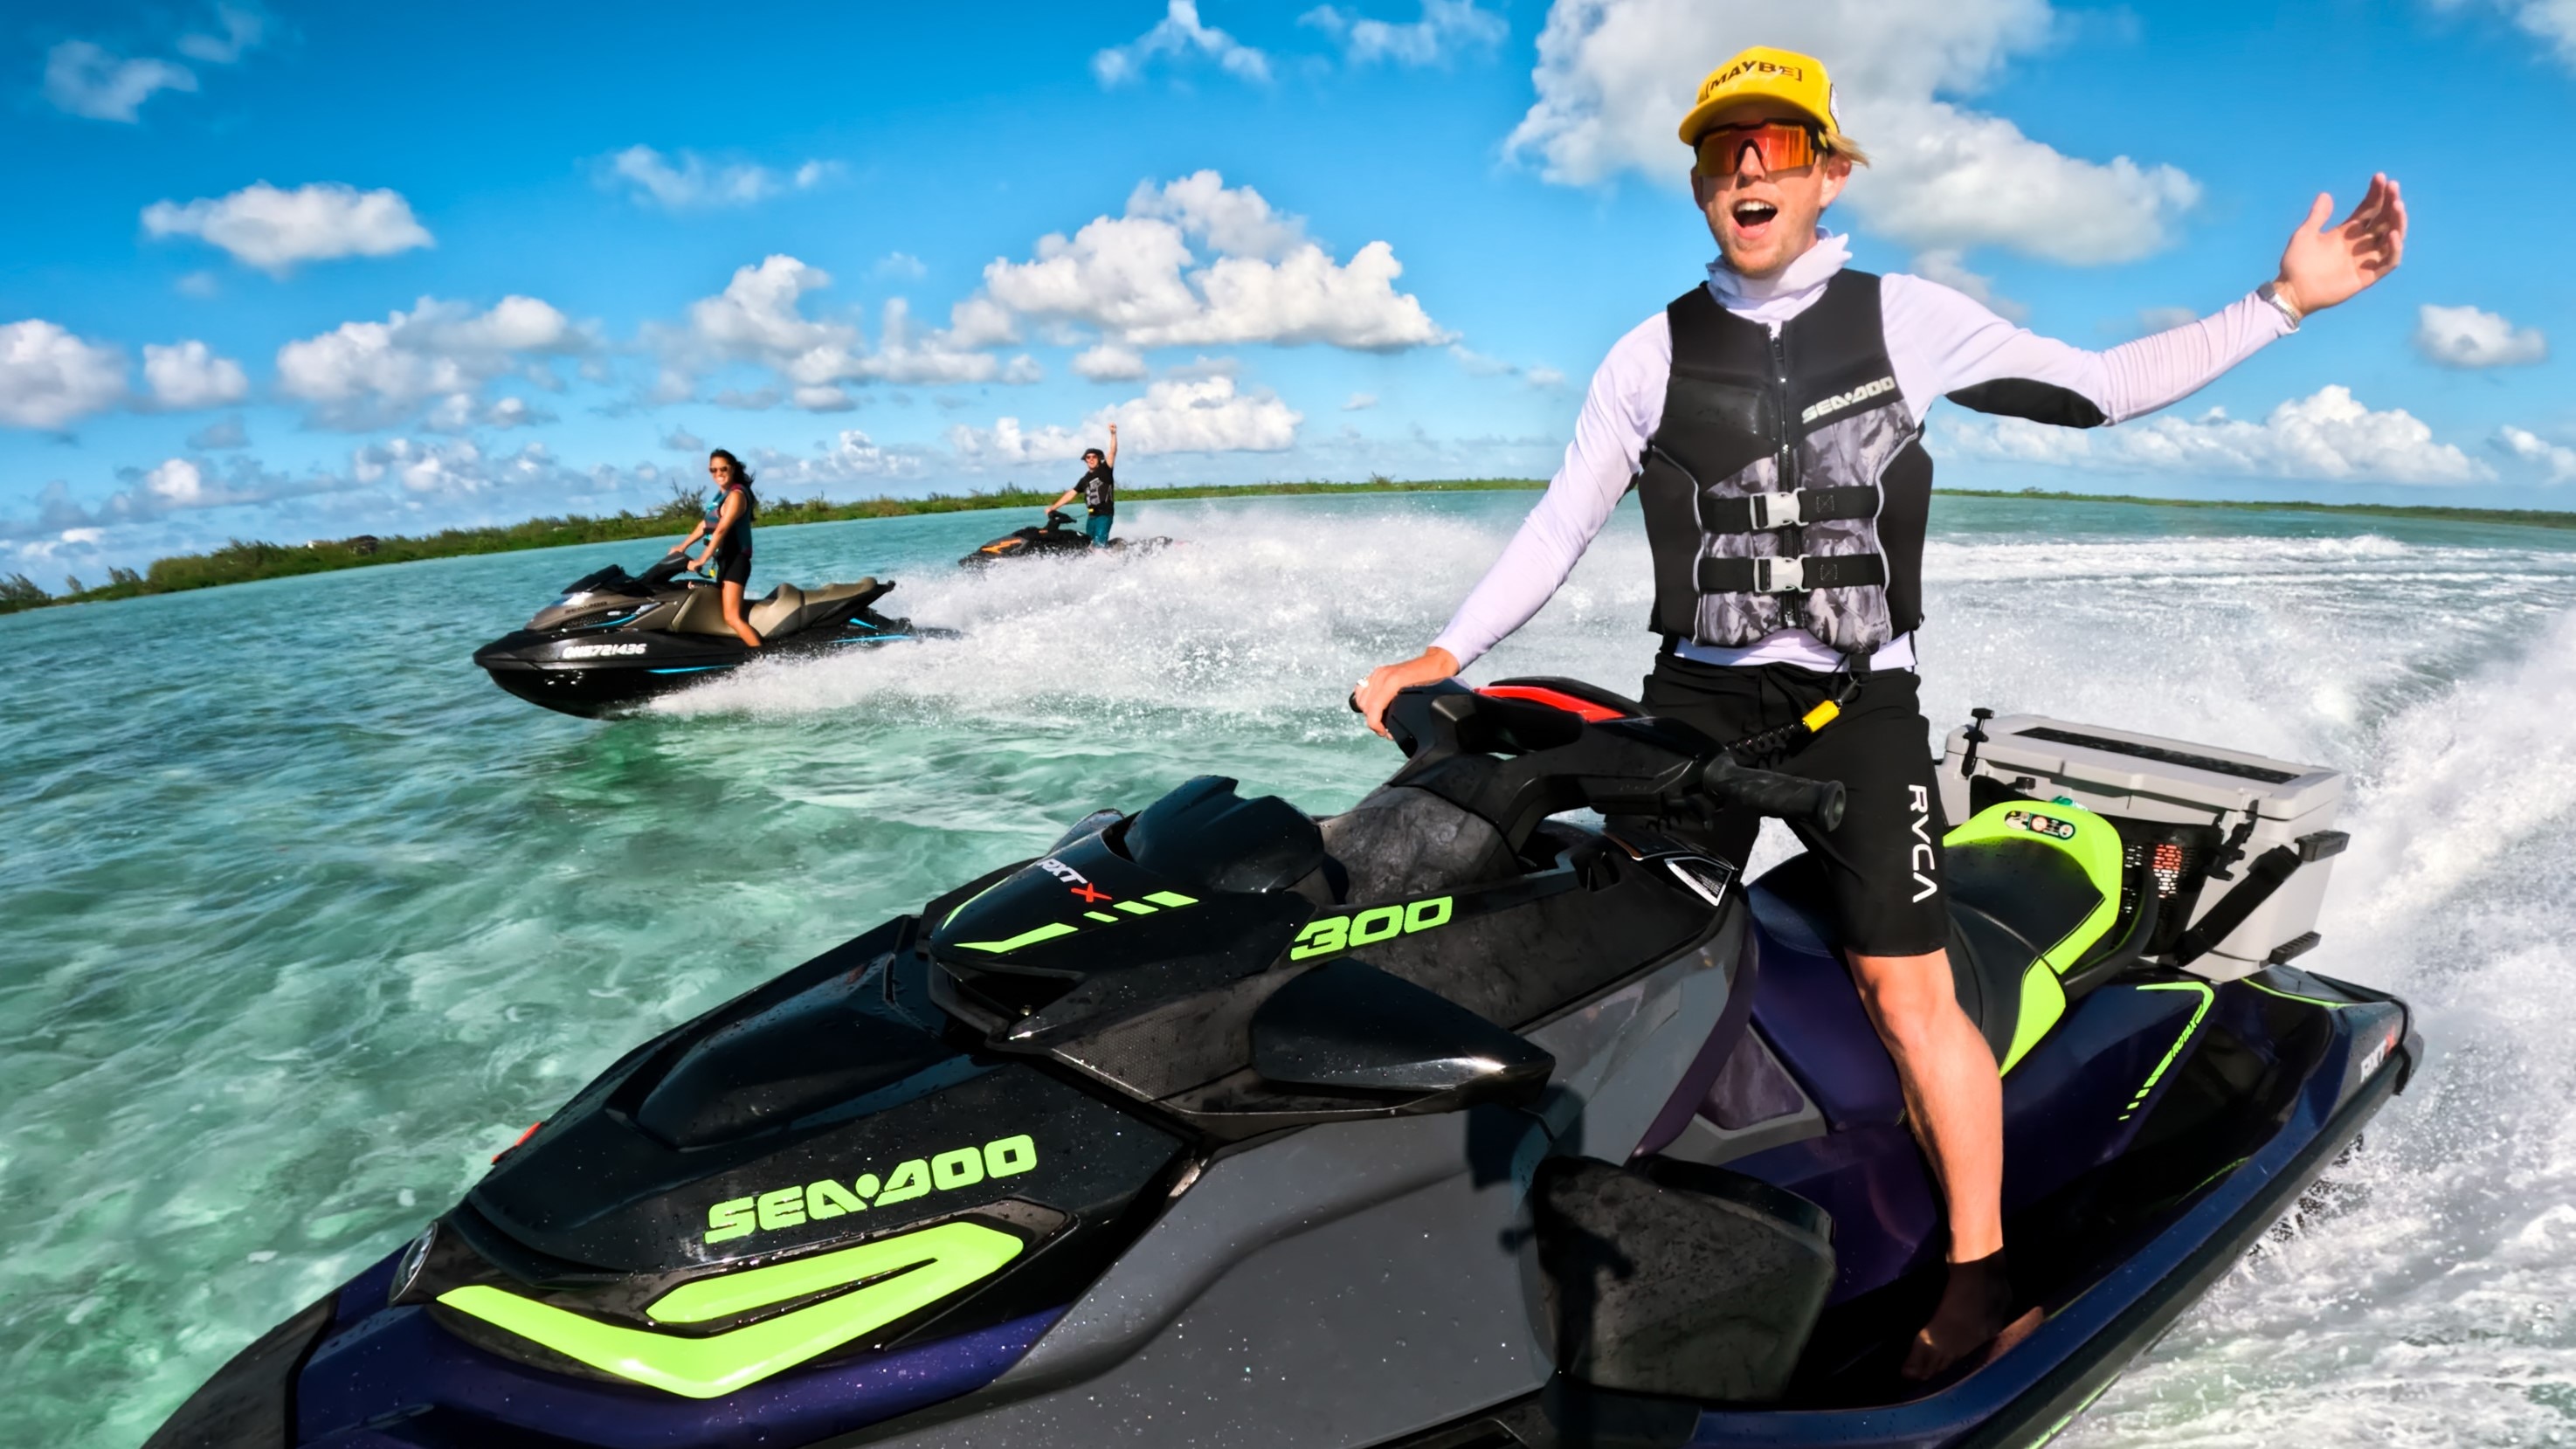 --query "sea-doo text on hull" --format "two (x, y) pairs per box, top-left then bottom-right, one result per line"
(151, 680), (2416, 1448)
(959, 509), (1171, 567)
(473, 555), (947, 718)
